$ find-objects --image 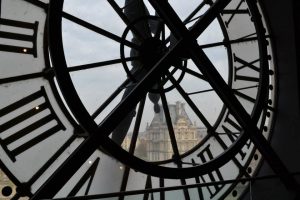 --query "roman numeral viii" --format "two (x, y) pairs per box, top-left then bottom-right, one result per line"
(0, 18), (38, 57)
(0, 87), (65, 162)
